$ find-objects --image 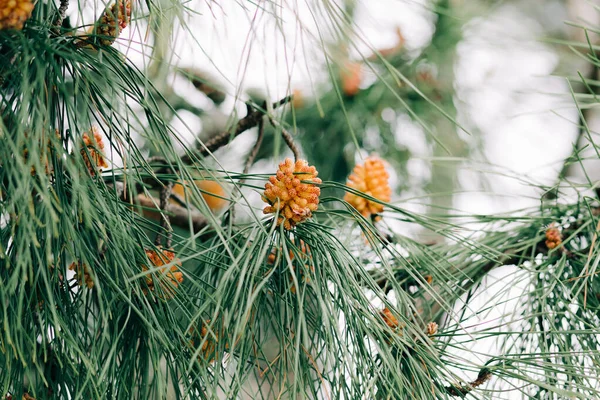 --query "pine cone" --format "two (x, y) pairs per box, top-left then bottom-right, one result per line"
(90, 0), (131, 46)
(0, 0), (34, 31)
(262, 158), (321, 230)
(80, 126), (108, 175)
(426, 321), (438, 336)
(172, 179), (228, 211)
(545, 225), (562, 250)
(291, 88), (304, 109)
(341, 62), (362, 96)
(188, 319), (228, 363)
(380, 307), (400, 330)
(142, 247), (183, 299)
(344, 157), (391, 218)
